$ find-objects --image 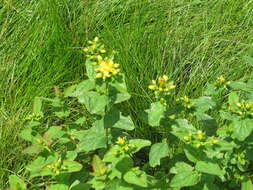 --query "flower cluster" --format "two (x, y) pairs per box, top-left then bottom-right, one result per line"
(177, 95), (194, 109)
(148, 75), (176, 94)
(46, 159), (66, 175)
(215, 75), (230, 88)
(25, 112), (43, 121)
(83, 37), (120, 80)
(229, 100), (253, 118)
(83, 37), (106, 58)
(183, 130), (219, 148)
(116, 137), (135, 153)
(95, 57), (120, 79)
